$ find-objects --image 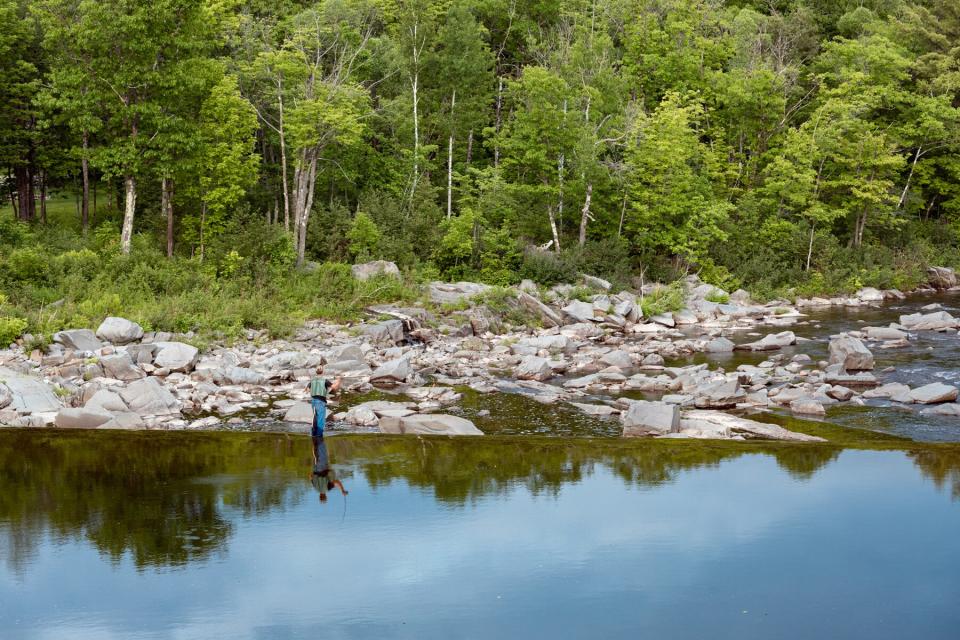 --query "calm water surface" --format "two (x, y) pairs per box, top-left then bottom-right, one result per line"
(1, 430), (959, 639)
